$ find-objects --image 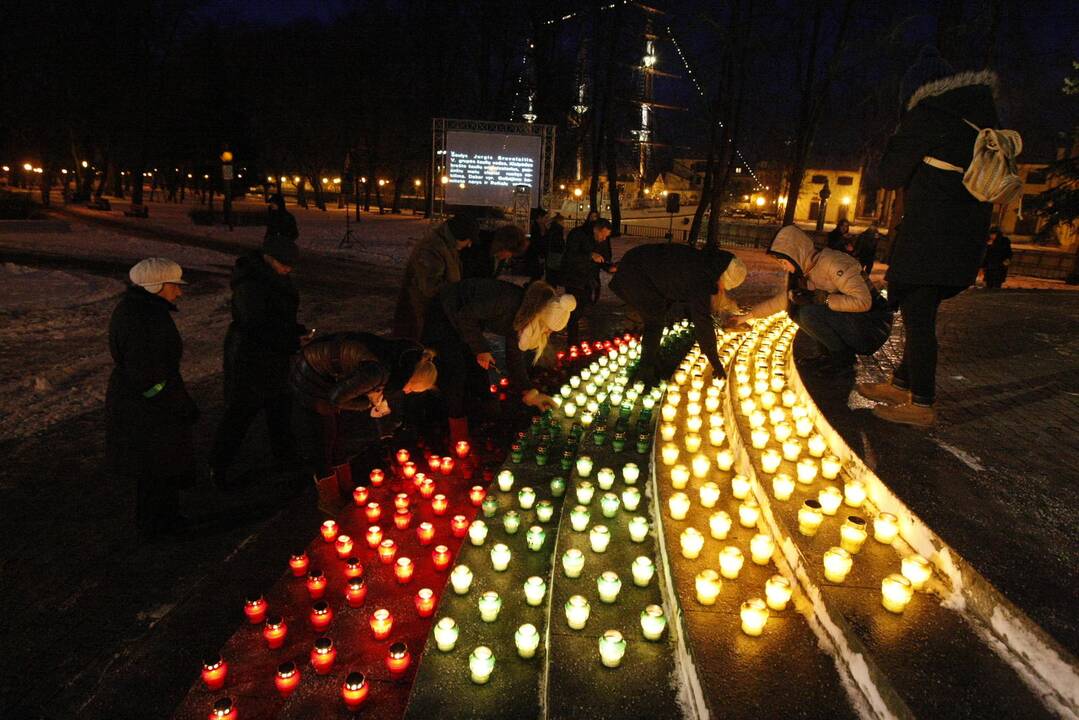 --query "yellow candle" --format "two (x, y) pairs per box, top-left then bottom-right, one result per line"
(761, 449), (782, 474)
(686, 402), (702, 418)
(817, 486), (843, 516)
(684, 433), (702, 453)
(873, 512), (899, 544)
(686, 415), (703, 434)
(668, 492), (691, 520)
(843, 479), (867, 508)
(719, 546), (745, 579)
(796, 458), (818, 484)
(769, 406), (787, 426)
(839, 516), (868, 554)
(716, 449), (735, 472)
(695, 569), (722, 605)
(661, 443), (680, 466)
(699, 482), (721, 508)
(708, 511), (732, 540)
(660, 422), (677, 442)
(708, 427), (726, 447)
(691, 453), (711, 479)
(759, 390), (777, 409)
(881, 573), (914, 613)
(765, 575), (793, 611)
(772, 473), (795, 501)
(795, 416), (814, 438)
(704, 396), (720, 413)
(670, 464), (690, 490)
(798, 500), (823, 536)
(750, 427), (770, 449)
(823, 547), (853, 583)
(748, 410), (767, 429)
(738, 498), (760, 528)
(661, 404), (678, 423)
(708, 413), (725, 430)
(680, 527), (705, 559)
(781, 389), (797, 407)
(740, 598), (769, 636)
(774, 421), (793, 442)
(782, 439), (802, 462)
(807, 434), (827, 458)
(750, 533), (775, 565)
(901, 554), (931, 590)
(821, 455), (842, 480)
(730, 474), (751, 500)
